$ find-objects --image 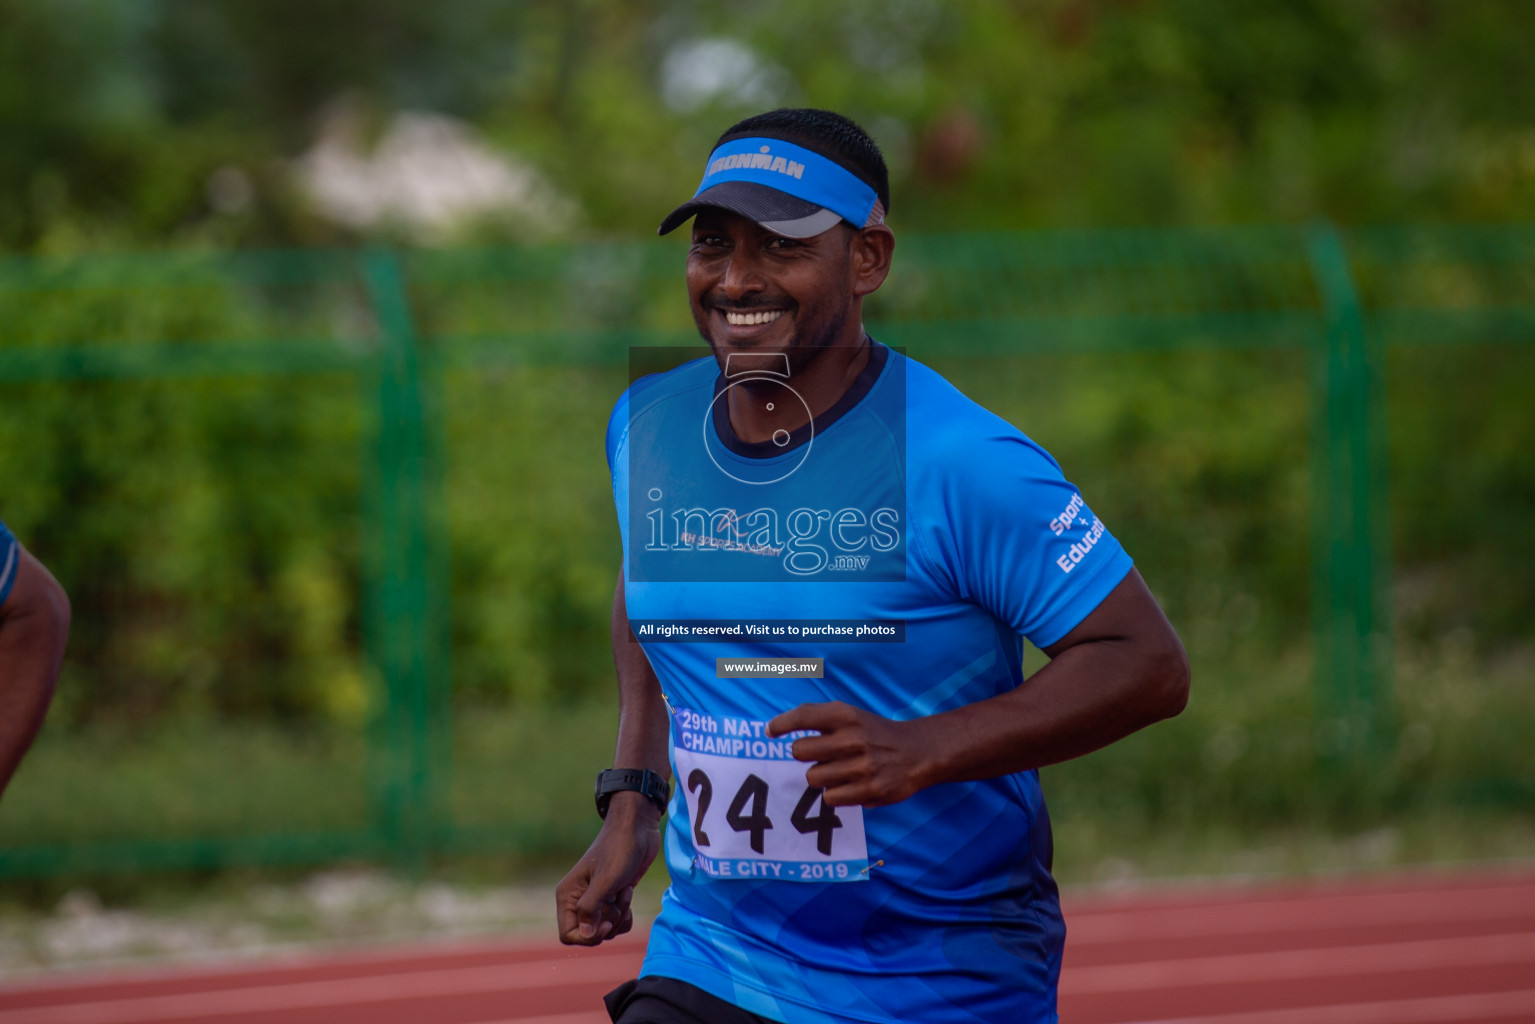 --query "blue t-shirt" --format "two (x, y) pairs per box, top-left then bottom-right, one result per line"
(0, 519), (18, 606)
(608, 344), (1132, 1024)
